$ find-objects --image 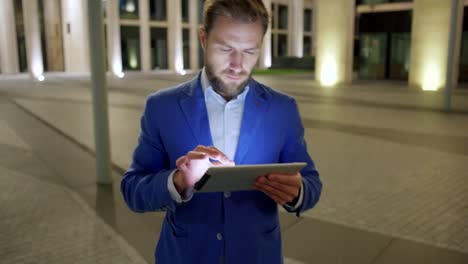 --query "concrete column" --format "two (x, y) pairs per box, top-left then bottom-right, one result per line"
(61, 0), (90, 73)
(409, 0), (464, 91)
(22, 0), (44, 79)
(259, 0), (272, 69)
(315, 0), (355, 86)
(88, 0), (112, 184)
(0, 0), (19, 74)
(189, 0), (199, 70)
(43, 0), (65, 72)
(140, 0), (151, 71)
(168, 0), (184, 73)
(288, 0), (304, 58)
(107, 0), (123, 76)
